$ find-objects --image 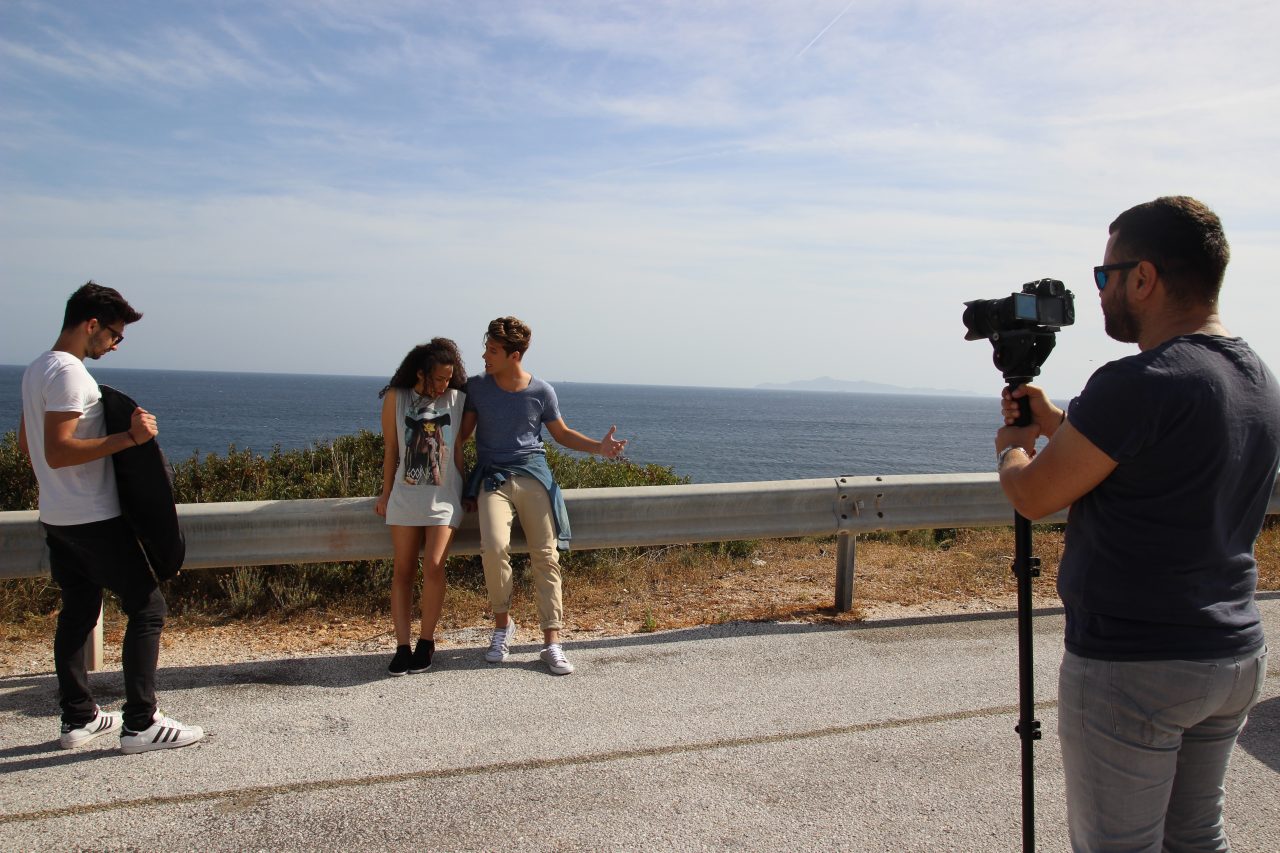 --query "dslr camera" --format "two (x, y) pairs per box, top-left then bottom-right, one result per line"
(962, 278), (1075, 391)
(962, 278), (1074, 342)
